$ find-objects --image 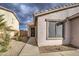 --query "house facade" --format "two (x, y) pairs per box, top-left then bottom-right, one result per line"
(0, 6), (19, 38)
(28, 3), (79, 47)
(59, 13), (79, 48)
